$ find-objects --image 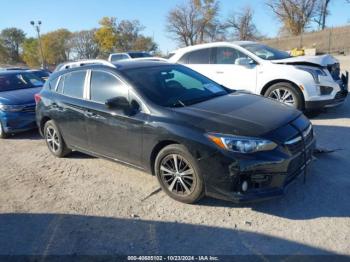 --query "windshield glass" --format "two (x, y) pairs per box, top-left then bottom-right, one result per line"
(121, 65), (230, 107)
(0, 72), (43, 92)
(242, 44), (291, 60)
(128, 52), (152, 58)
